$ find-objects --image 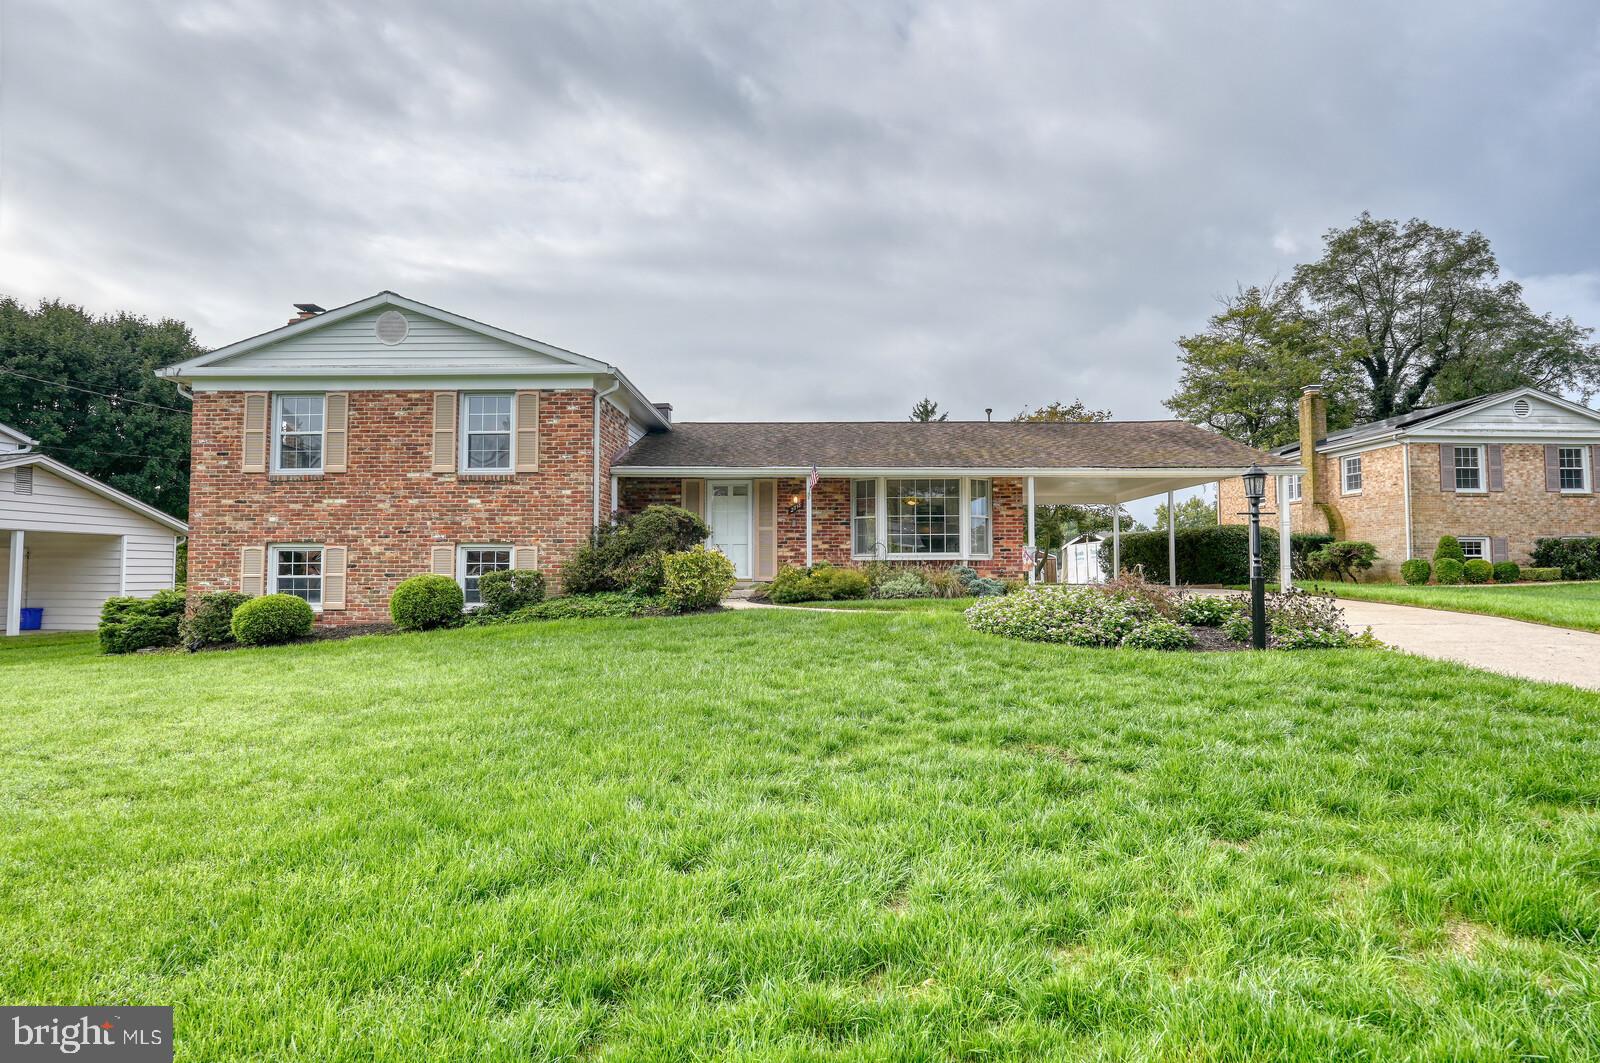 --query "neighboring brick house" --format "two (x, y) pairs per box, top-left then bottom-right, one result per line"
(161, 292), (1290, 624)
(1219, 384), (1600, 579)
